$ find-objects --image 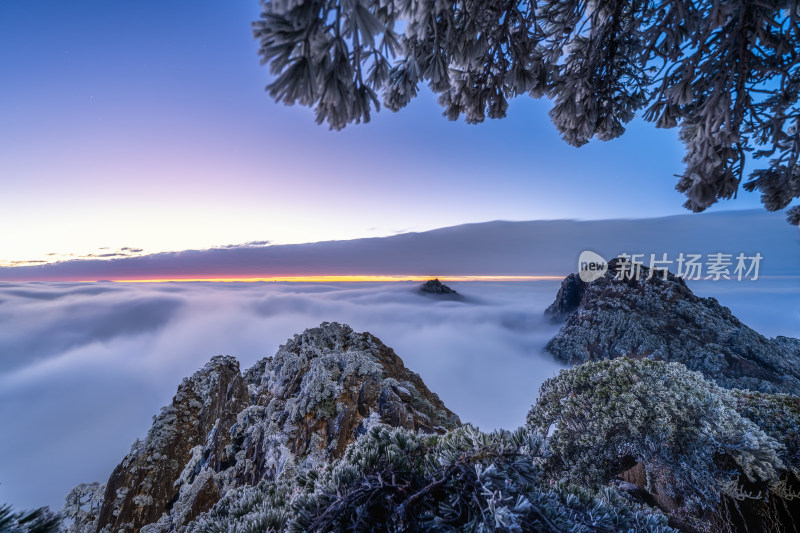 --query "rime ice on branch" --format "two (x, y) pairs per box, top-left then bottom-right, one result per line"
(254, 0), (800, 221)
